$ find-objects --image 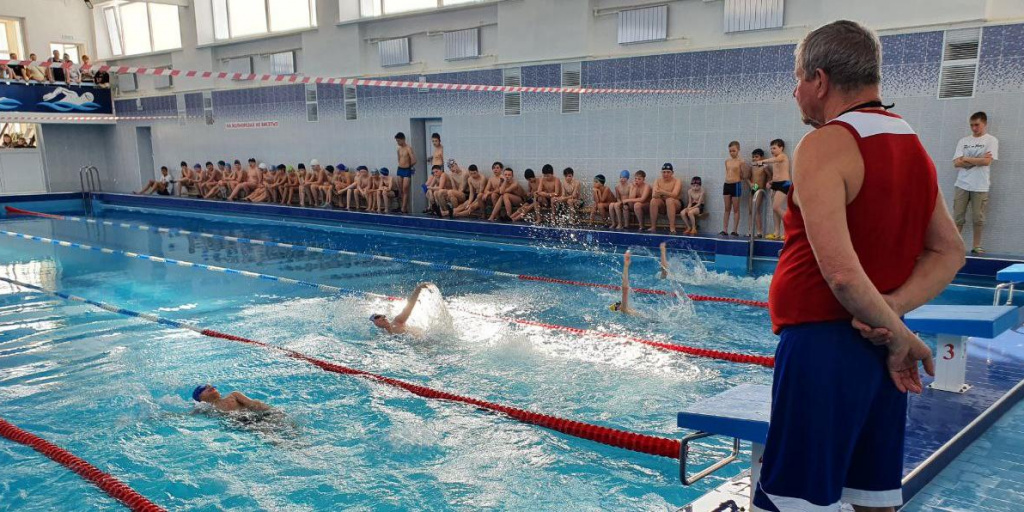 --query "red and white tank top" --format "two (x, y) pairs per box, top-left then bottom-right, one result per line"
(769, 110), (938, 334)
